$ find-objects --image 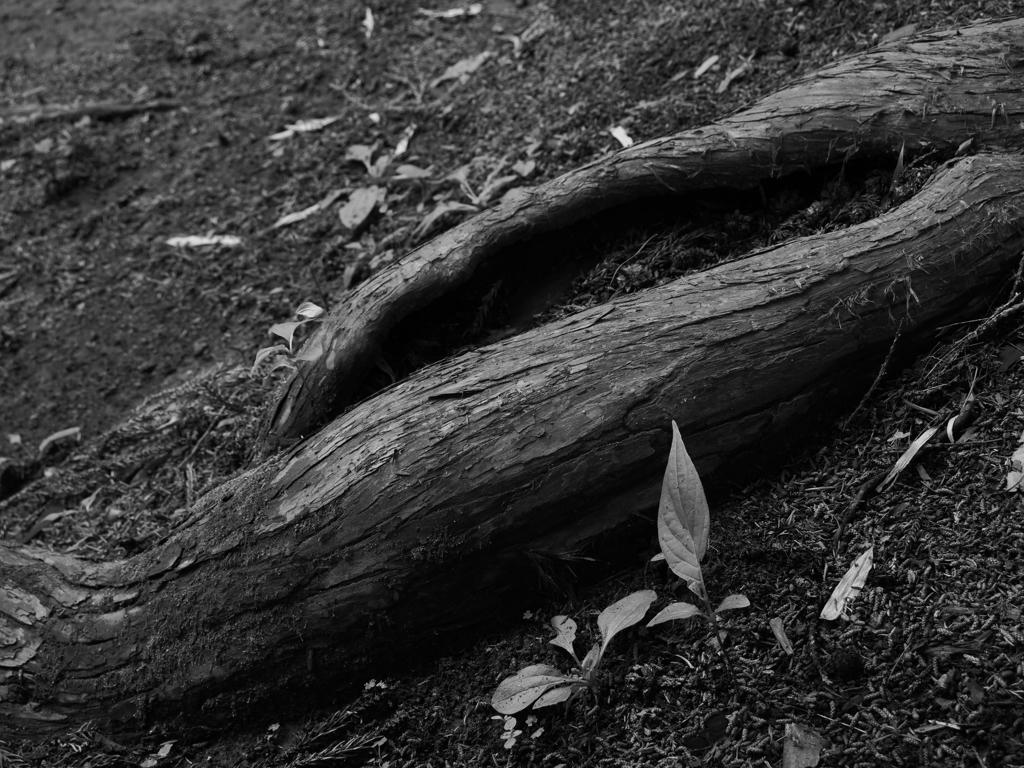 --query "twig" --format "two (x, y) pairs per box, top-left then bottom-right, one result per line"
(923, 249), (1024, 384)
(844, 321), (903, 429)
